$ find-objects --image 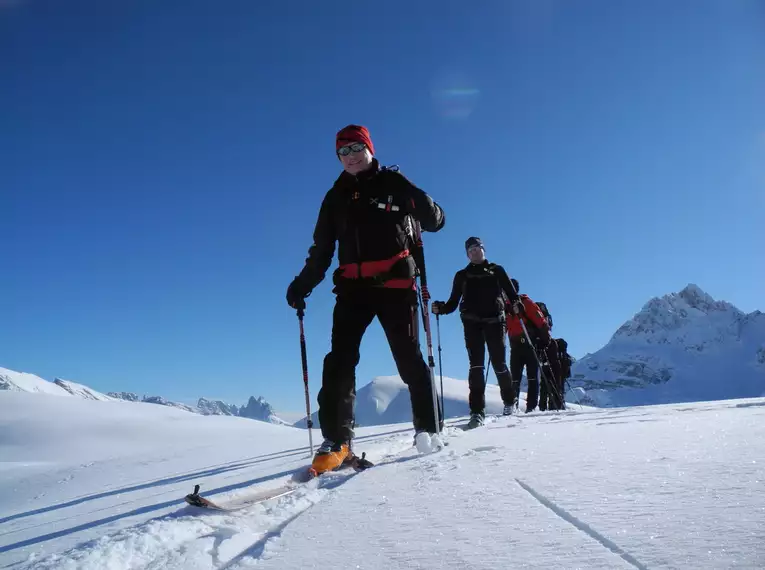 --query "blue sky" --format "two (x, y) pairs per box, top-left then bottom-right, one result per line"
(2, 0), (763, 414)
